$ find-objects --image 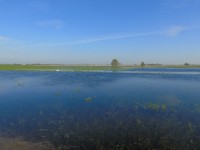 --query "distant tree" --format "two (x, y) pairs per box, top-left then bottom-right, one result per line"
(141, 61), (145, 67)
(111, 59), (119, 67)
(184, 63), (190, 66)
